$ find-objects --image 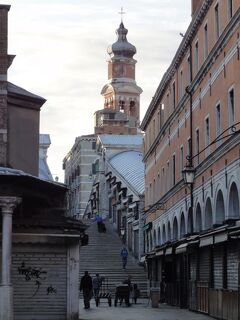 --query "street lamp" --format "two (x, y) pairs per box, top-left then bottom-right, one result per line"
(182, 165), (195, 185)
